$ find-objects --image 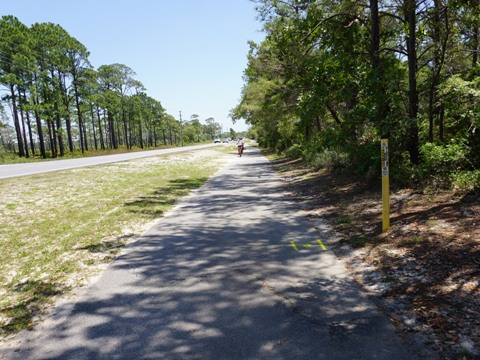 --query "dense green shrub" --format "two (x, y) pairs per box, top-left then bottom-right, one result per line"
(284, 140), (350, 170)
(284, 144), (303, 159)
(451, 170), (480, 192)
(310, 149), (349, 170)
(347, 142), (379, 176)
(0, 147), (19, 163)
(418, 140), (471, 188)
(389, 152), (415, 187)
